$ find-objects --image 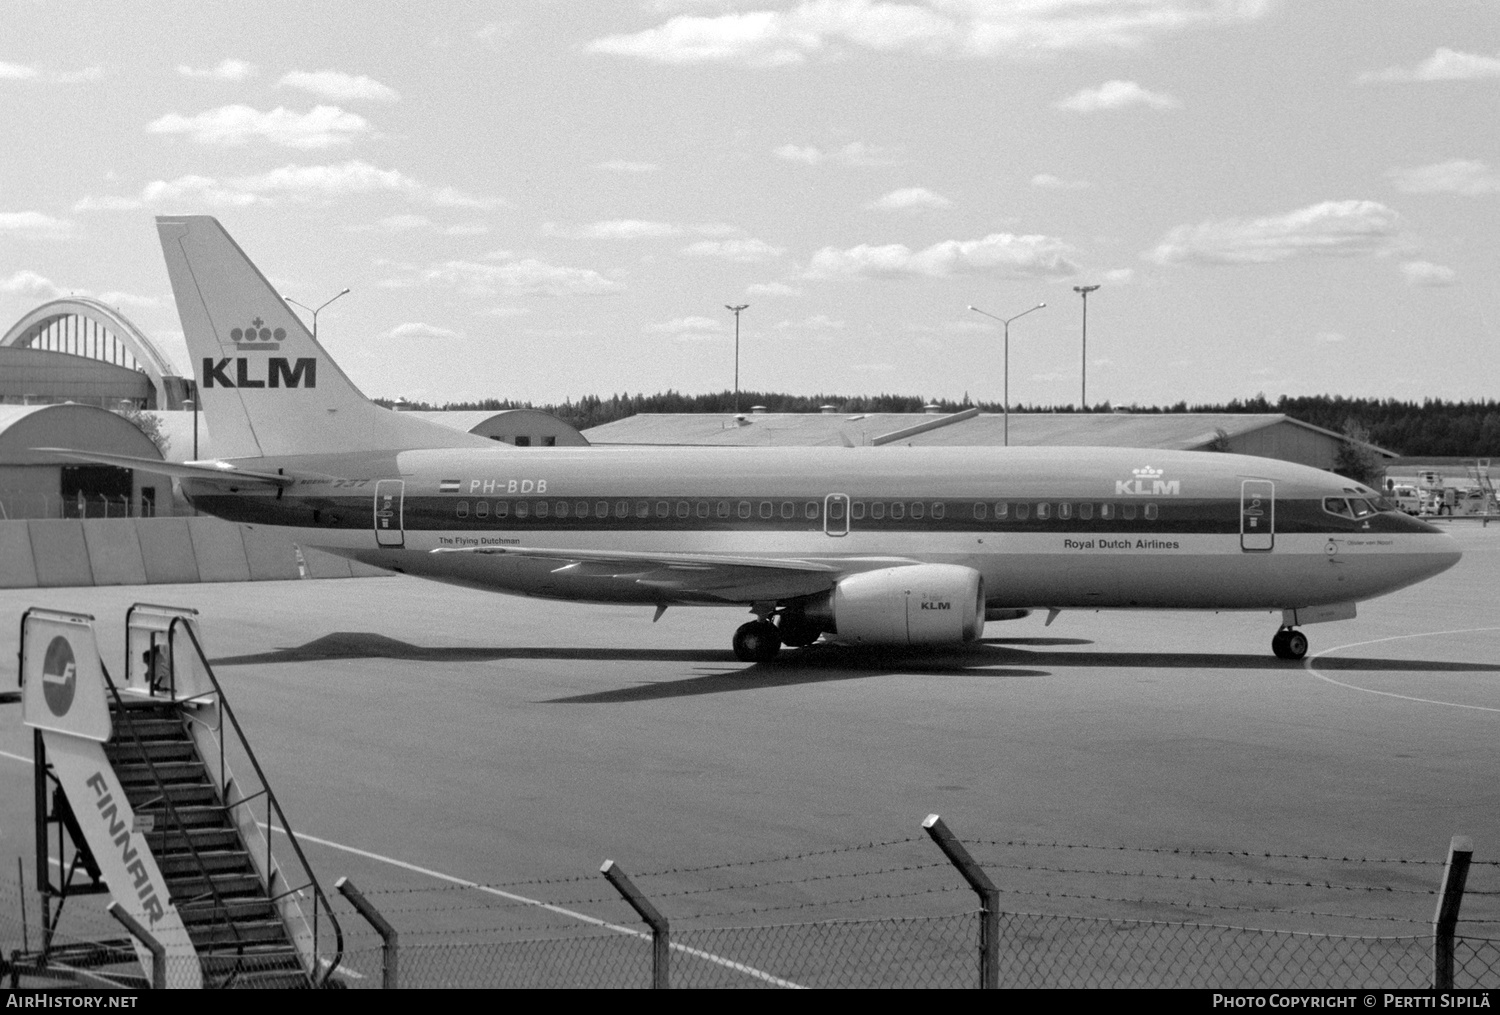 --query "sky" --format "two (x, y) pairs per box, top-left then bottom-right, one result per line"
(2, 0), (1497, 409)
